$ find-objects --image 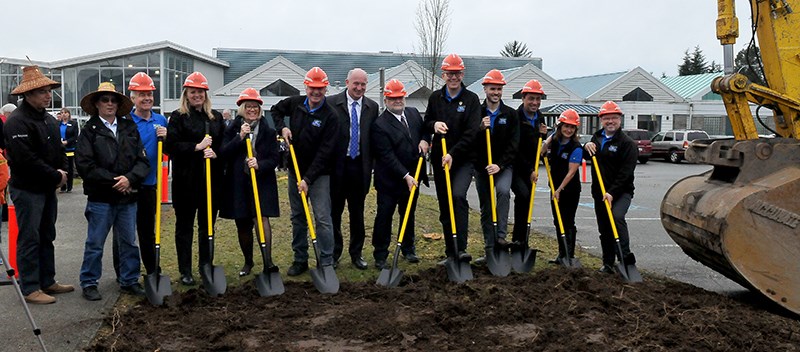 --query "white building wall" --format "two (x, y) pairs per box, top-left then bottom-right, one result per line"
(194, 60), (224, 92)
(599, 71), (679, 102)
